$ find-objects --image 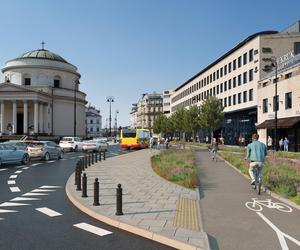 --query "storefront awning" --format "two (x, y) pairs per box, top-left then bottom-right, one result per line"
(256, 116), (300, 129)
